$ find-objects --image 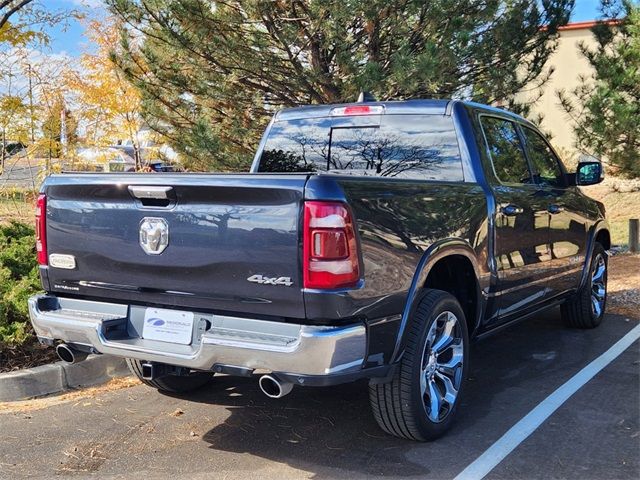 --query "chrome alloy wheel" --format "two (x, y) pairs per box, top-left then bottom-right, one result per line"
(591, 253), (607, 318)
(420, 311), (464, 423)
